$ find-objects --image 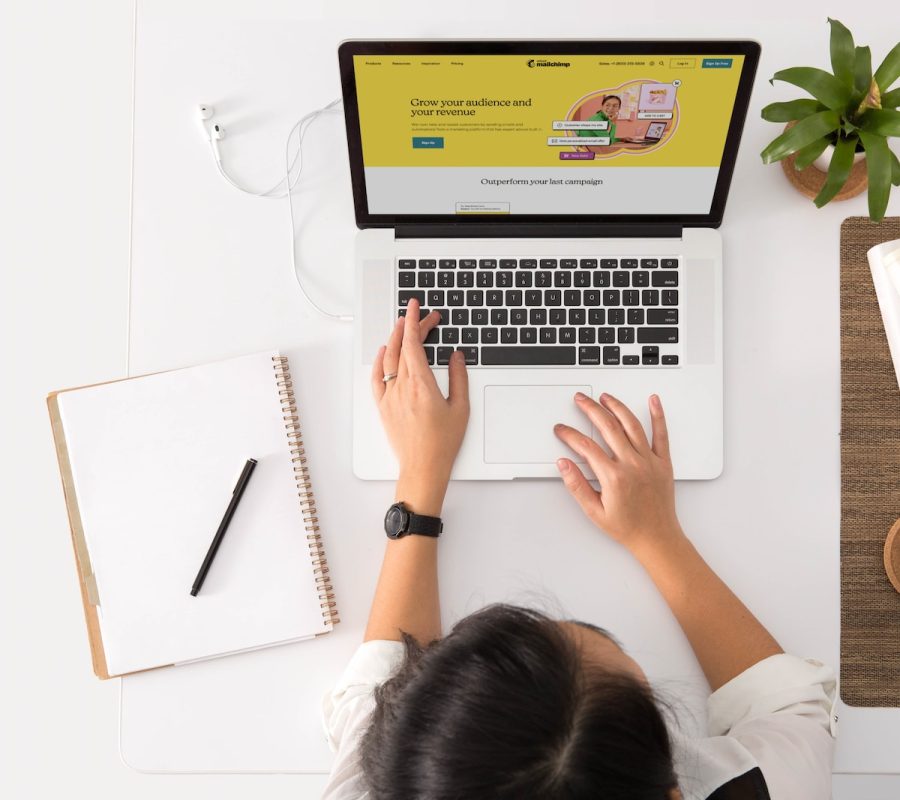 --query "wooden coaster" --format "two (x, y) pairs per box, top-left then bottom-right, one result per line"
(885, 518), (900, 594)
(779, 122), (868, 200)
